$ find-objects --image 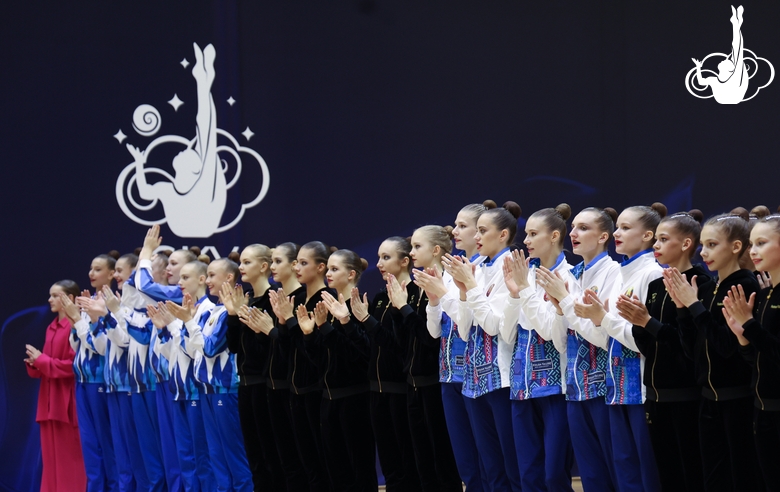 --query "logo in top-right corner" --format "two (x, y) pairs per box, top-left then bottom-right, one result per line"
(685, 5), (774, 104)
